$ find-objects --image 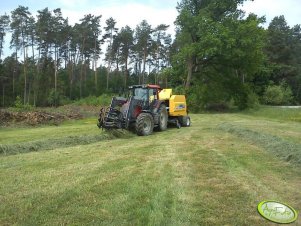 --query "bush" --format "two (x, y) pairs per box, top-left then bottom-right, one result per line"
(263, 83), (293, 105)
(72, 94), (113, 106)
(12, 96), (34, 111)
(14, 96), (23, 109)
(59, 96), (73, 105)
(47, 89), (60, 106)
(234, 87), (260, 110)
